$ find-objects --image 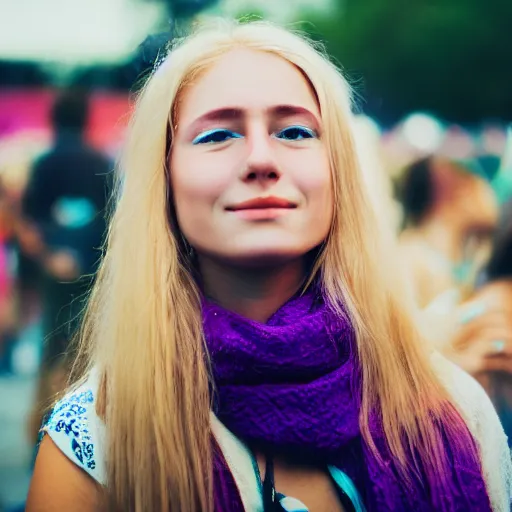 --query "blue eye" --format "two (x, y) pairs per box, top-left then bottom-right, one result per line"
(275, 126), (317, 141)
(192, 129), (243, 145)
